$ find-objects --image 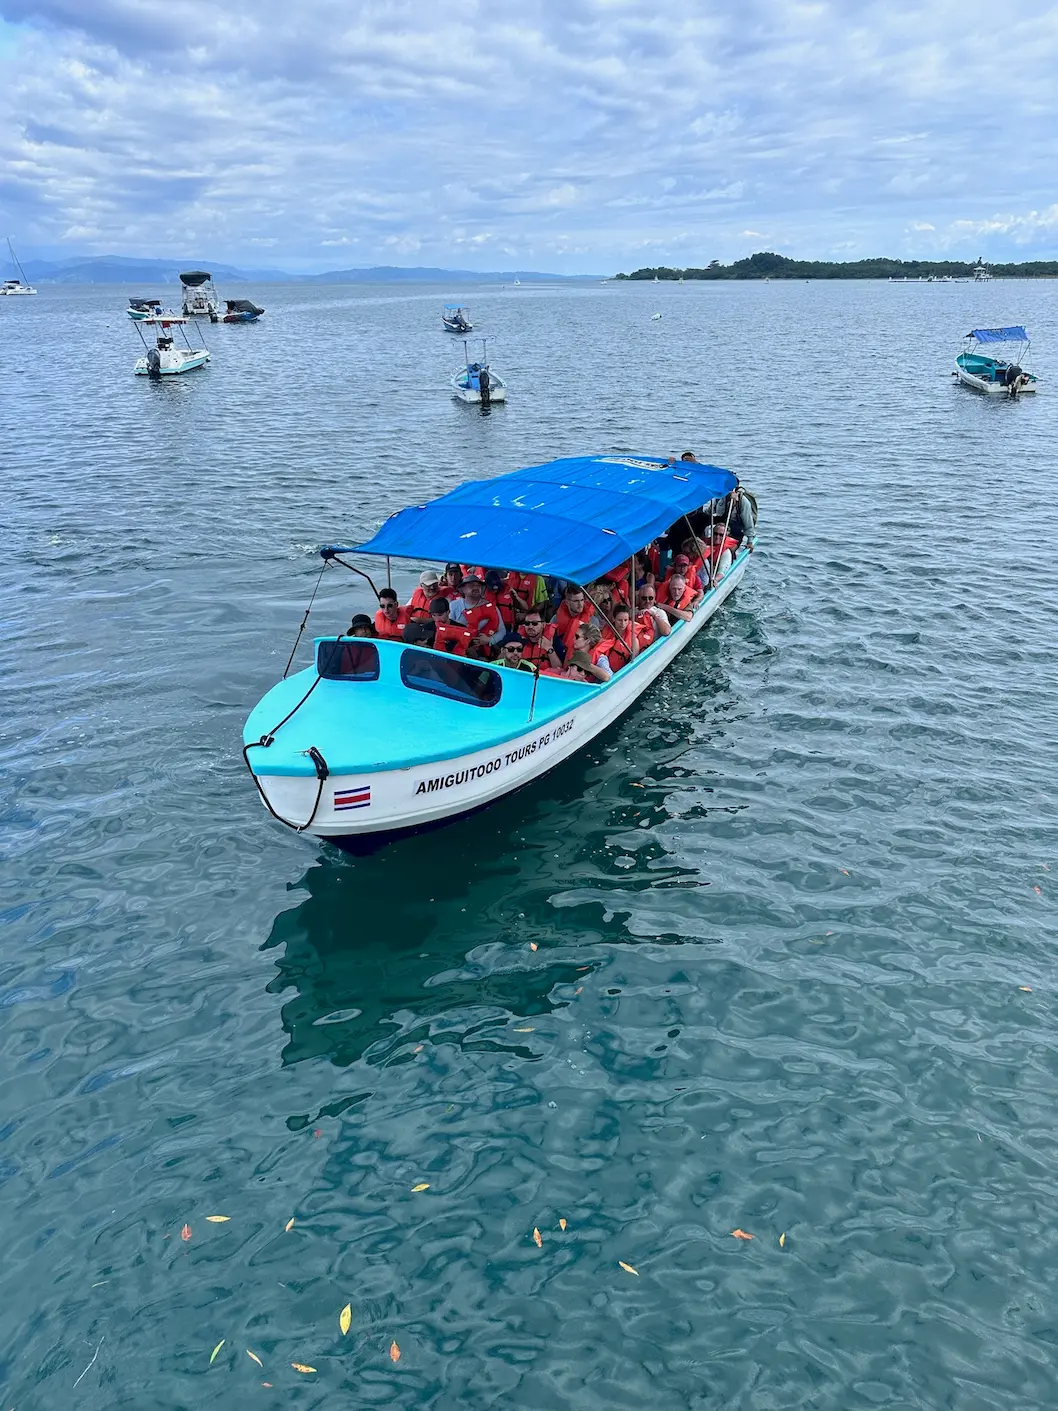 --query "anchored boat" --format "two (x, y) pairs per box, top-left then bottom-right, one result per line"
(127, 296), (163, 321)
(442, 304), (472, 333)
(954, 326), (1038, 396)
(451, 338), (506, 404)
(179, 270), (220, 321)
(221, 297), (264, 323)
(133, 314), (210, 376)
(242, 453), (757, 848)
(1, 239), (36, 295)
